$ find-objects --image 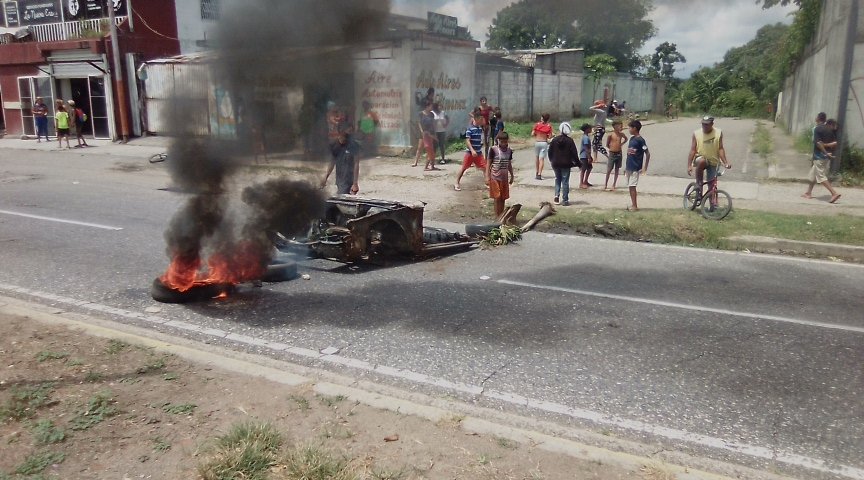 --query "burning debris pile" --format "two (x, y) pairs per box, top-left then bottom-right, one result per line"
(152, 0), (390, 302)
